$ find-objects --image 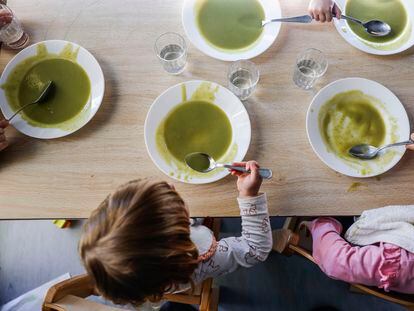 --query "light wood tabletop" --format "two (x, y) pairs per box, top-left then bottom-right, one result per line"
(0, 0), (413, 219)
